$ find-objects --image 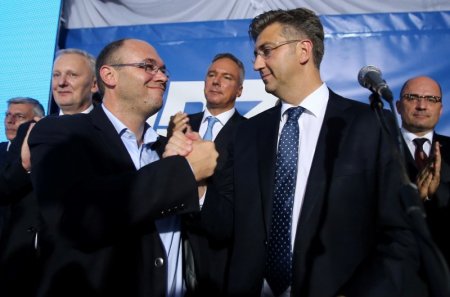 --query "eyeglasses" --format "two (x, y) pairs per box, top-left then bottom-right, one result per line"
(402, 93), (442, 104)
(110, 62), (170, 78)
(254, 39), (304, 60)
